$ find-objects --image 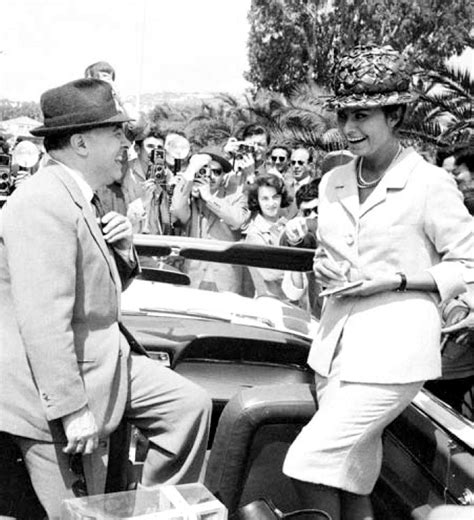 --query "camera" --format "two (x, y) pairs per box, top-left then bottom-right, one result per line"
(147, 148), (166, 183)
(0, 154), (13, 198)
(195, 166), (209, 180)
(232, 142), (256, 161)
